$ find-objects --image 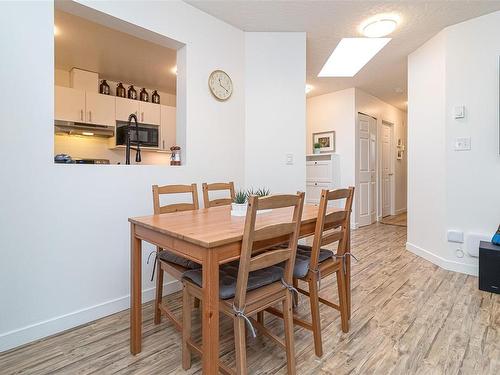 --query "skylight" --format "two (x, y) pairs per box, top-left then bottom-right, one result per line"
(318, 38), (391, 77)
